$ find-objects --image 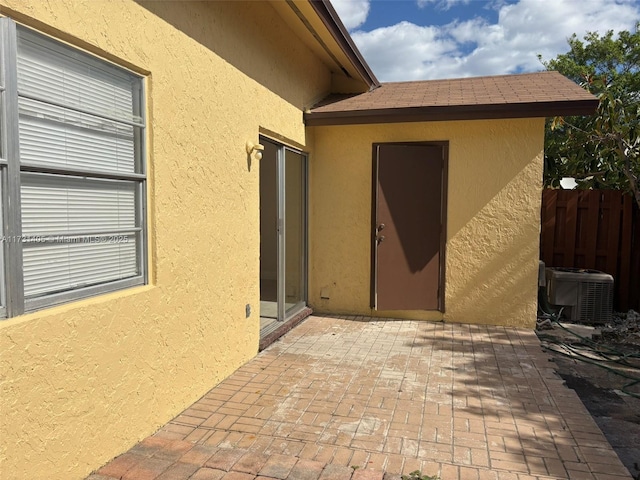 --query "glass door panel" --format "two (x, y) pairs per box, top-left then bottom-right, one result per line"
(259, 137), (307, 330)
(284, 149), (306, 316)
(259, 140), (278, 320)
